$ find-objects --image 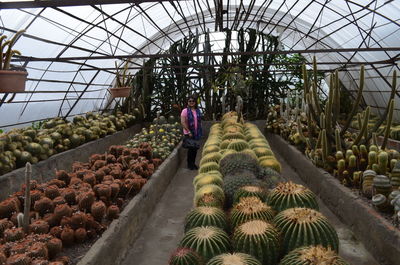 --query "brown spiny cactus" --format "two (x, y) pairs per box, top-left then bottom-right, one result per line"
(53, 204), (72, 221)
(60, 227), (74, 246)
(4, 228), (25, 242)
(74, 228), (87, 243)
(34, 197), (54, 216)
(46, 237), (62, 259)
(91, 201), (106, 222)
(27, 242), (48, 260)
(77, 191), (95, 212)
(29, 220), (50, 234)
(6, 253), (32, 265)
(107, 205), (120, 220)
(44, 185), (60, 200)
